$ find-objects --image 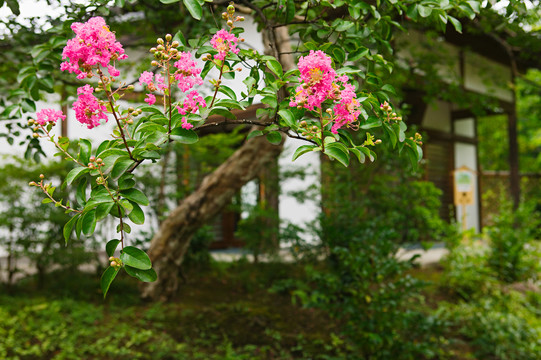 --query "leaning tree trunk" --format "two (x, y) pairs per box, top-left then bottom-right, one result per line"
(141, 22), (294, 301)
(141, 135), (283, 299)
